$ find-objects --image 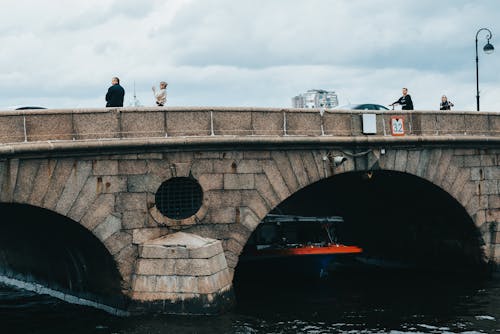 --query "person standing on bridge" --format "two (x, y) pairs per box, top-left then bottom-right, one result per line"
(439, 95), (454, 110)
(105, 77), (125, 107)
(152, 81), (167, 107)
(390, 87), (414, 110)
